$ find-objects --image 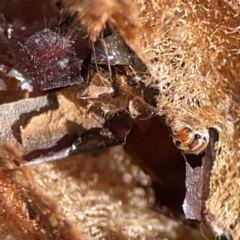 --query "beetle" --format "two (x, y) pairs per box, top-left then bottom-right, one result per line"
(166, 118), (209, 155)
